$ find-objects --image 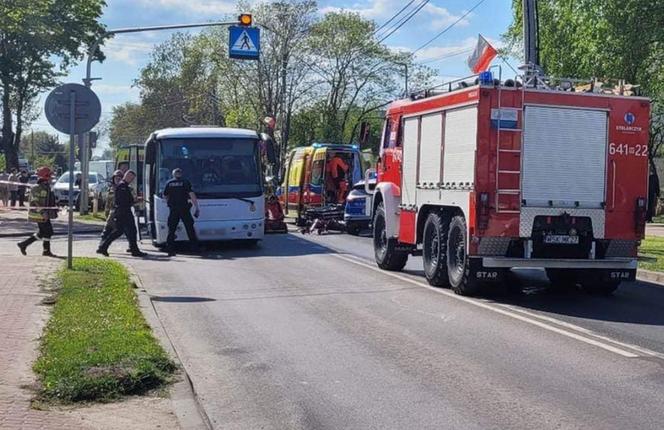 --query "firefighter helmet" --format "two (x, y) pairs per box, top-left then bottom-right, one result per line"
(36, 166), (51, 180)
